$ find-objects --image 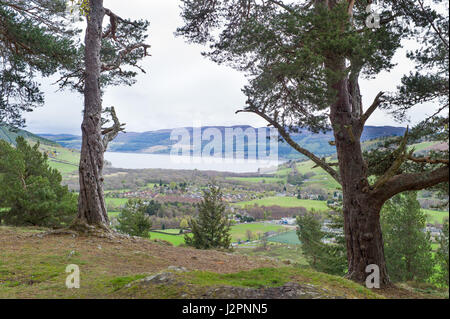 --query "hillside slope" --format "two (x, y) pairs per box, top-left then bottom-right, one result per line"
(39, 125), (407, 159)
(0, 124), (58, 147)
(0, 227), (442, 299)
